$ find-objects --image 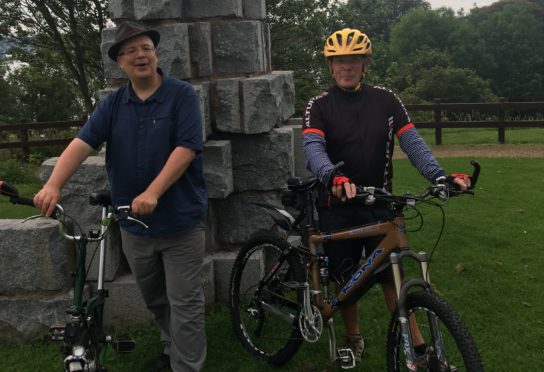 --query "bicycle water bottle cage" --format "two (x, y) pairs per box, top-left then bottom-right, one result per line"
(336, 347), (356, 369)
